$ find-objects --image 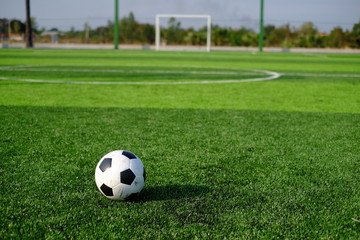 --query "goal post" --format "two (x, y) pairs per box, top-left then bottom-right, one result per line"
(155, 14), (212, 52)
